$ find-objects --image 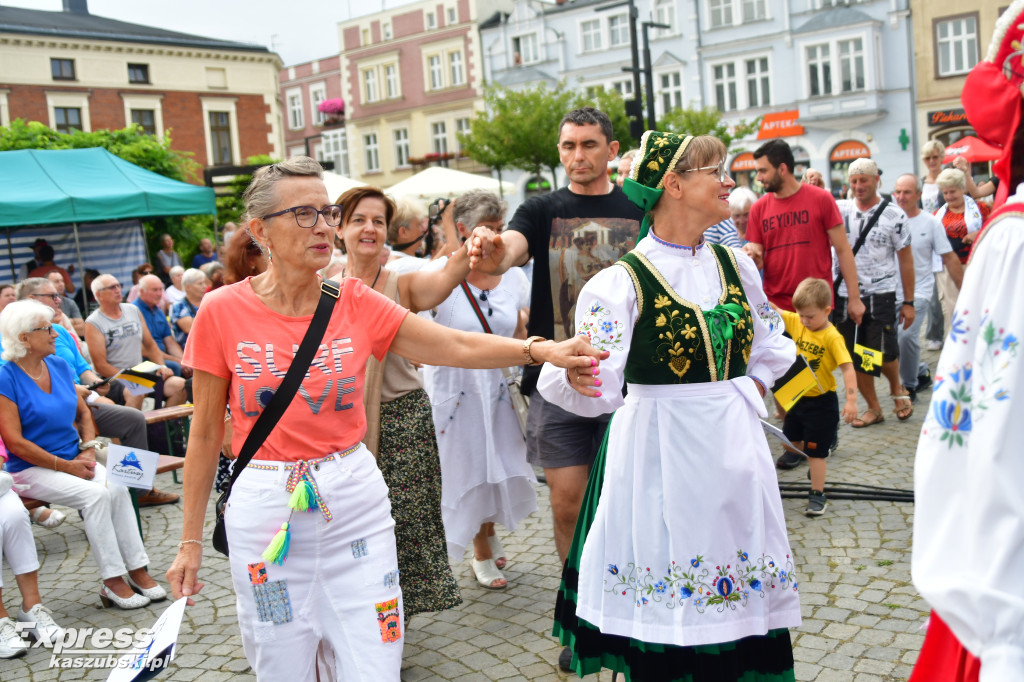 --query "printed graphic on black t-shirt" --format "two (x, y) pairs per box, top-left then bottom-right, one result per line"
(549, 216), (639, 340)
